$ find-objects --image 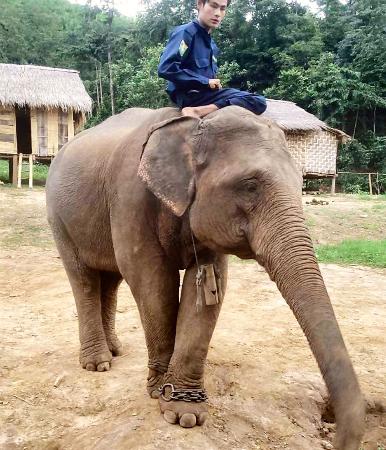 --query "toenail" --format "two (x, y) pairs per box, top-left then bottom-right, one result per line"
(151, 389), (160, 399)
(197, 412), (208, 425)
(97, 362), (110, 372)
(179, 413), (197, 428)
(164, 410), (178, 424)
(86, 363), (96, 371)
